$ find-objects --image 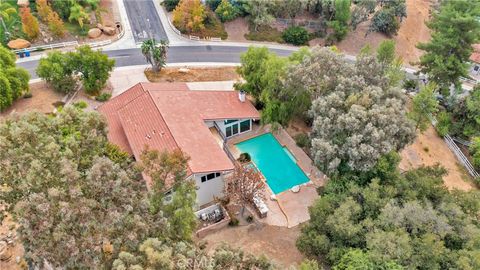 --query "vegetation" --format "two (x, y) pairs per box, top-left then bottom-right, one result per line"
(215, 0), (238, 22)
(95, 92), (111, 102)
(173, 0), (206, 33)
(141, 39), (169, 73)
(19, 7), (39, 40)
(36, 45), (114, 95)
(163, 0), (180, 12)
(0, 0), (21, 44)
(328, 0), (350, 42)
(282, 26), (309, 46)
(225, 163), (266, 216)
(417, 0), (480, 95)
(244, 24), (283, 43)
(0, 44), (30, 111)
(243, 0), (274, 32)
(408, 83), (439, 132)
